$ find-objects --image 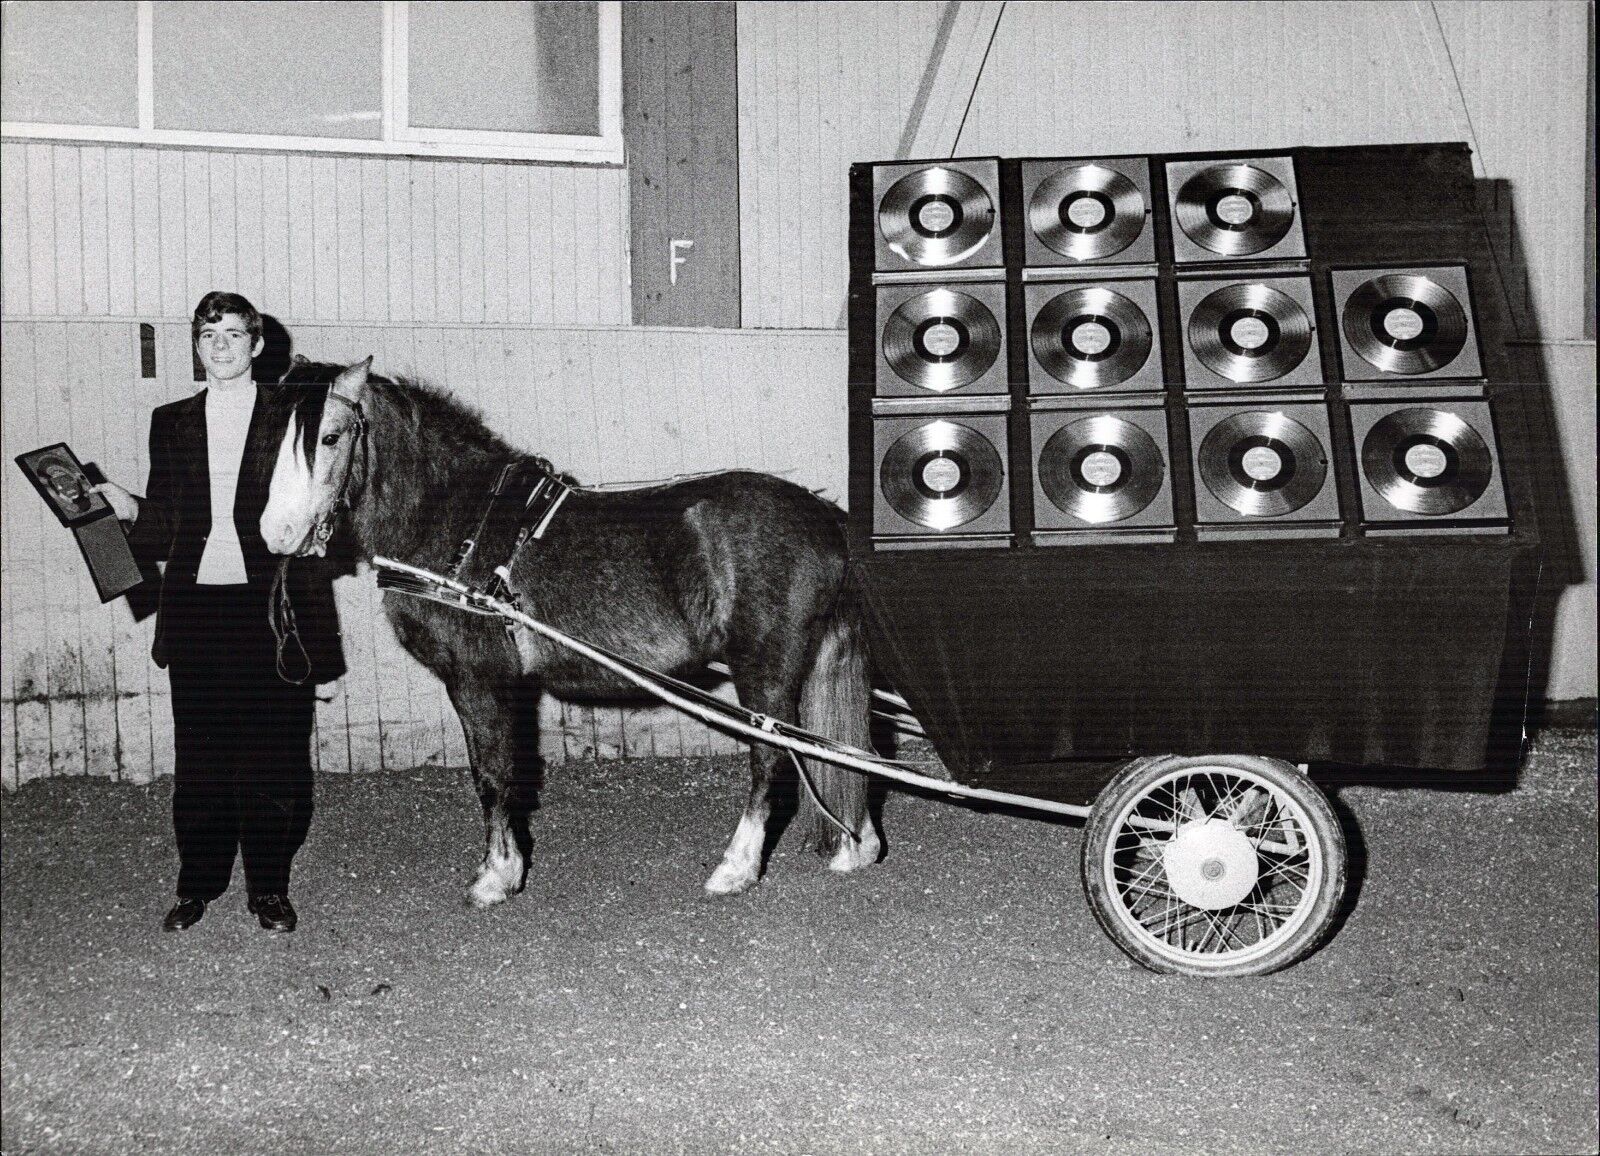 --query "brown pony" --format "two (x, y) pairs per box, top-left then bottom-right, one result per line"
(260, 359), (879, 906)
